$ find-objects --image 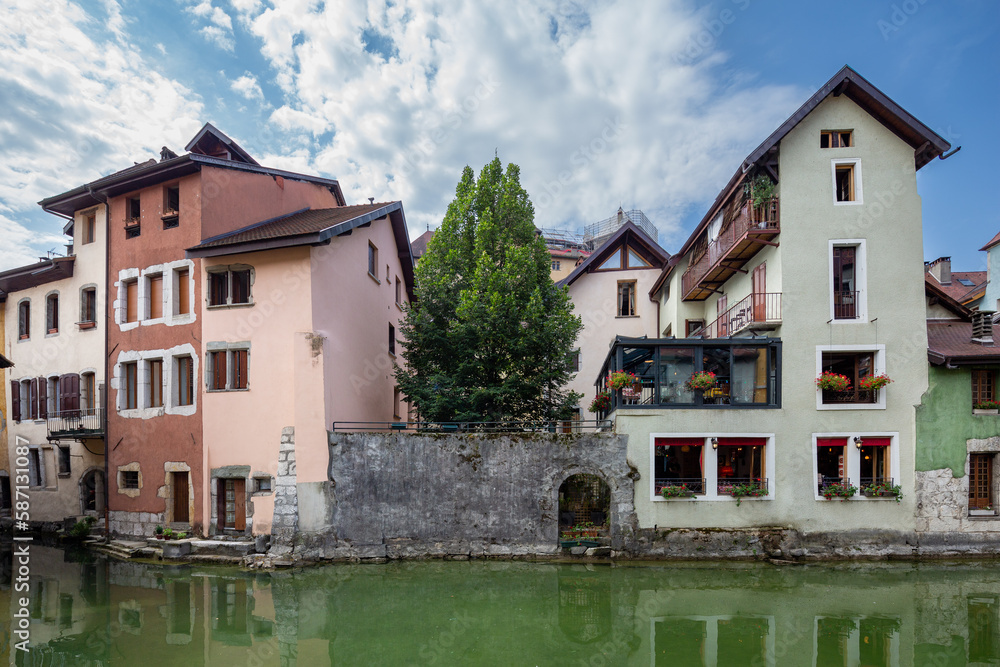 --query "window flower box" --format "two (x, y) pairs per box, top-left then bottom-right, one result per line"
(969, 508), (997, 517)
(821, 481), (858, 501)
(858, 374), (892, 392)
(816, 371), (851, 392)
(973, 401), (1000, 415)
(660, 484), (697, 500)
(860, 481), (902, 502)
